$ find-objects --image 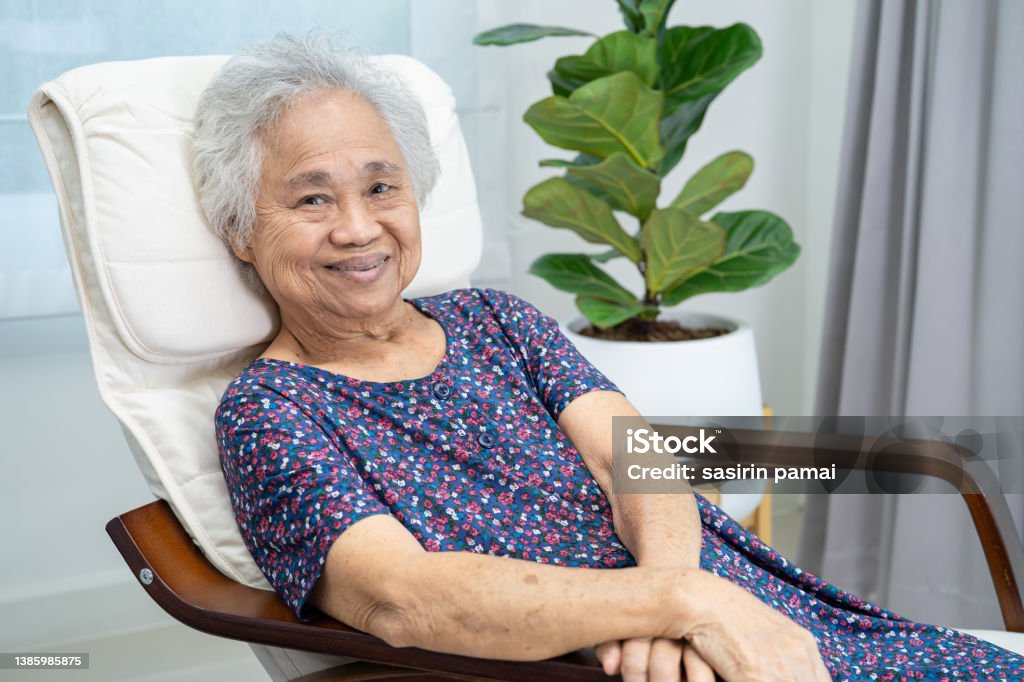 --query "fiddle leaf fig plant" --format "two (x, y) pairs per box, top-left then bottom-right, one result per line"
(475, 0), (800, 332)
